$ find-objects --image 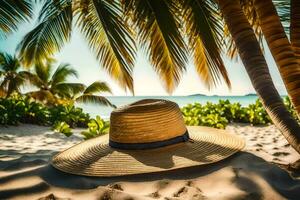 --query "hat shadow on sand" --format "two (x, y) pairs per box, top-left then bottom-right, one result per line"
(1, 151), (300, 200)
